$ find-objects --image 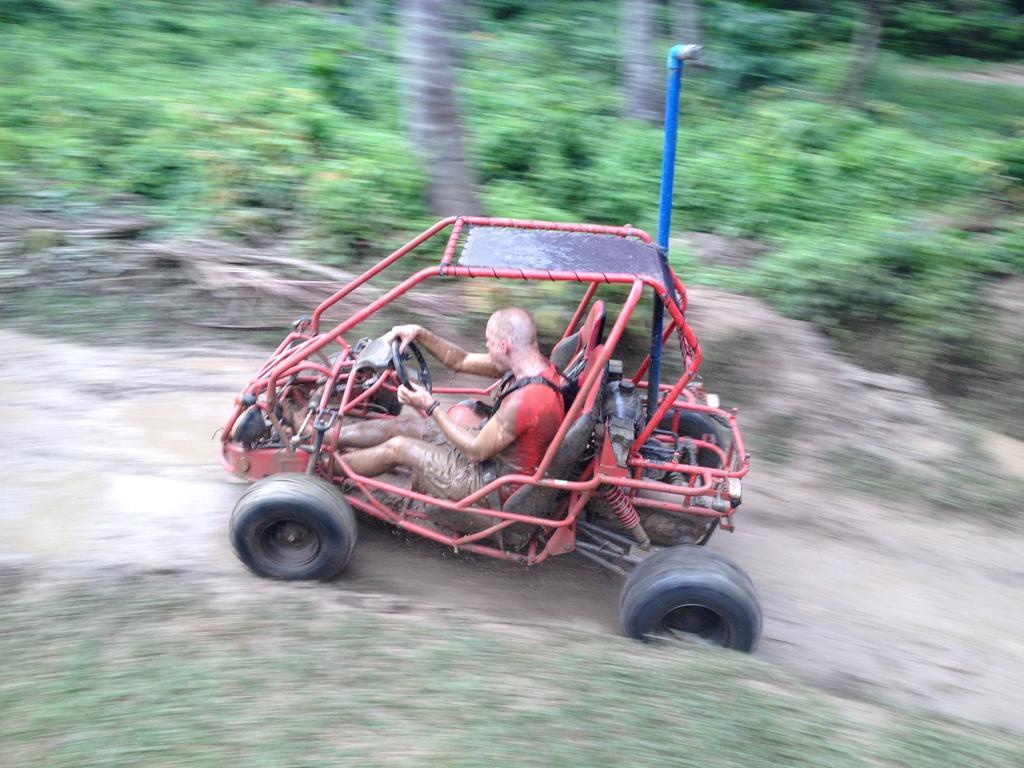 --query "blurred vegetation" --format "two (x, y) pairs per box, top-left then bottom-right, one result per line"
(1, 0), (1023, 399)
(3, 570), (1023, 767)
(745, 0), (1024, 60)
